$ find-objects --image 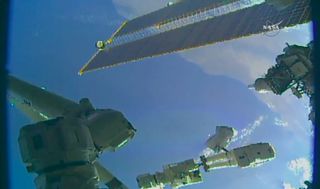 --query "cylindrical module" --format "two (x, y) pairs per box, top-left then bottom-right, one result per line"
(201, 143), (276, 171)
(137, 159), (203, 189)
(201, 151), (238, 172)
